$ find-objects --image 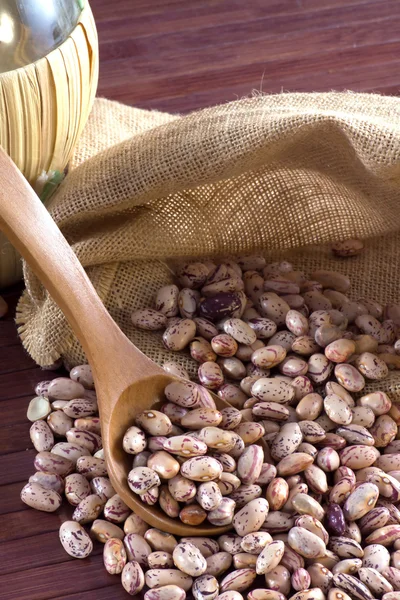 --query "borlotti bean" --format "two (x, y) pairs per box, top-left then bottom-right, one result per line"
(20, 482), (62, 512)
(103, 537), (127, 574)
(20, 261), (400, 598)
(29, 420), (55, 452)
(29, 471), (64, 494)
(122, 560), (146, 596)
(173, 541), (207, 576)
(59, 521), (93, 558)
(90, 519), (124, 543)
